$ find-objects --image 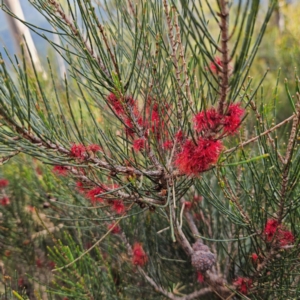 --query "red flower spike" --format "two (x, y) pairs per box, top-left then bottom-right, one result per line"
(233, 277), (253, 295)
(76, 181), (85, 192)
(70, 144), (86, 159)
(223, 103), (244, 134)
(251, 253), (258, 263)
(264, 219), (294, 248)
(132, 243), (148, 266)
(209, 56), (222, 74)
(133, 138), (146, 152)
(108, 222), (121, 234)
(163, 140), (173, 150)
(111, 200), (125, 215)
(124, 118), (136, 137)
(197, 272), (204, 283)
(175, 138), (222, 175)
(0, 179), (9, 188)
(279, 230), (295, 247)
(86, 186), (105, 204)
(175, 130), (184, 141)
(53, 165), (68, 176)
(264, 219), (279, 242)
(184, 201), (193, 210)
(107, 93), (125, 116)
(194, 108), (222, 133)
(0, 197), (10, 206)
(87, 144), (102, 152)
